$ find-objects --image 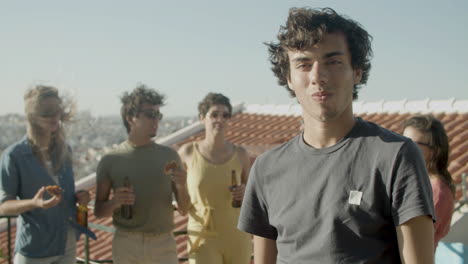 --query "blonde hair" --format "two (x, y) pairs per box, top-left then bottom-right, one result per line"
(24, 85), (75, 174)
